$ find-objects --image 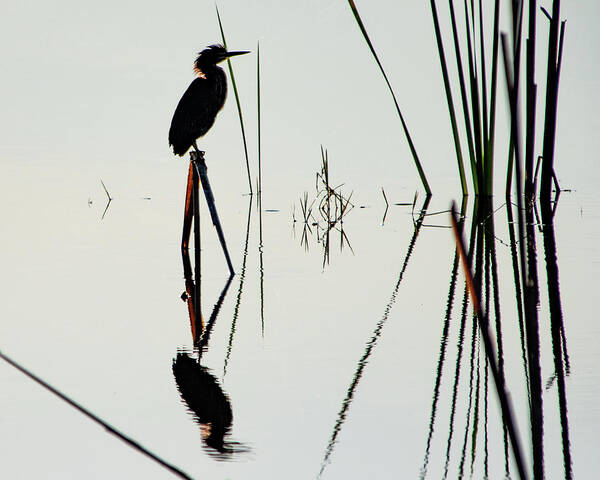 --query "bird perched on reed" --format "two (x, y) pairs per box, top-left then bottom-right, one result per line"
(169, 44), (249, 156)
